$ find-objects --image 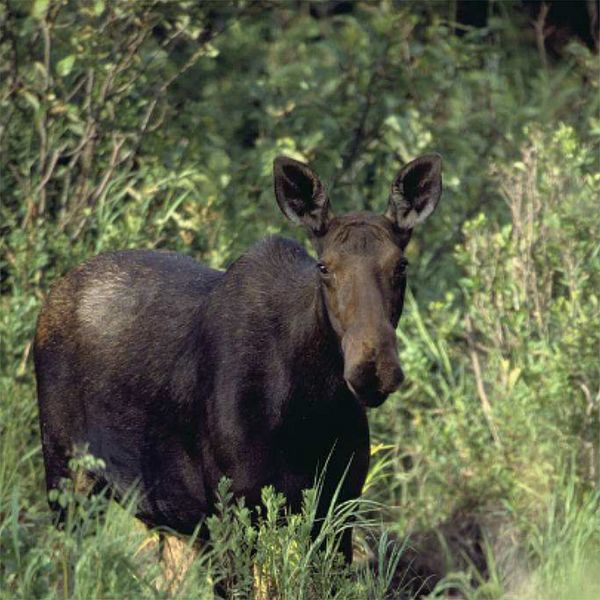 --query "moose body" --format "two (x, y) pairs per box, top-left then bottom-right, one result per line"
(34, 154), (442, 561)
